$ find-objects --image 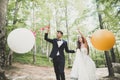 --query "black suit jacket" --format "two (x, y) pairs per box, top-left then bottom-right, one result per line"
(44, 33), (75, 59)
